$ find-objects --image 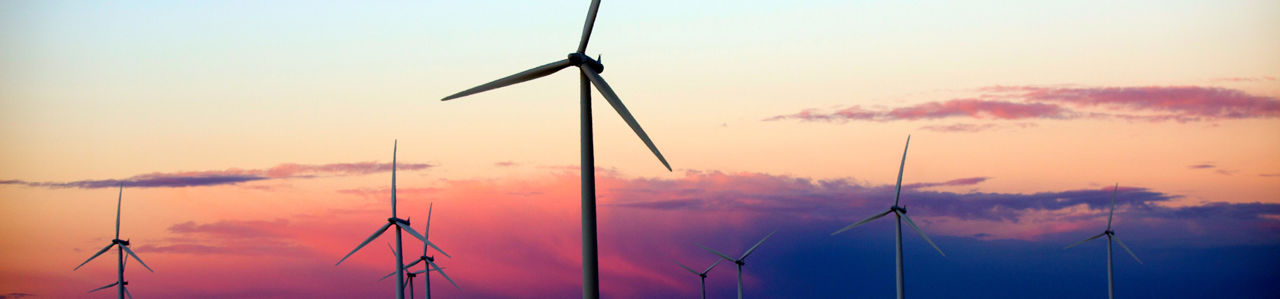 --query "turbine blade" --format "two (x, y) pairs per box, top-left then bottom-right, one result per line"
(123, 285), (134, 299)
(74, 243), (116, 270)
(1064, 232), (1106, 249)
(582, 69), (671, 171)
(1107, 183), (1118, 230)
(88, 281), (119, 293)
(740, 230), (777, 260)
(576, 0), (603, 53)
(831, 209), (893, 236)
(901, 213), (945, 256)
(411, 268), (441, 274)
(425, 259), (461, 290)
(397, 222), (452, 258)
(1113, 236), (1143, 264)
(379, 269), (398, 281)
(425, 202), (433, 239)
(441, 59), (574, 101)
(116, 183), (123, 239)
(392, 140), (397, 216)
(120, 245), (153, 272)
(698, 244), (737, 262)
(404, 258), (423, 270)
(386, 241), (399, 258)
(336, 222), (393, 265)
(893, 135), (910, 206)
(702, 258), (723, 274)
(674, 260), (699, 275)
